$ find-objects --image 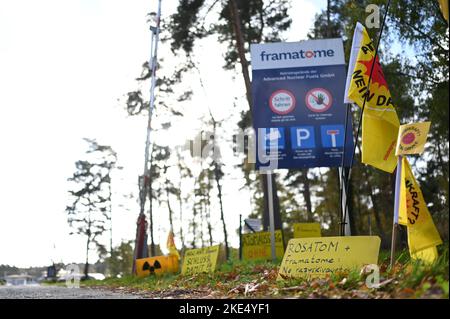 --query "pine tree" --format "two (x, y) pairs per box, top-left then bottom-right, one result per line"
(66, 139), (117, 278)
